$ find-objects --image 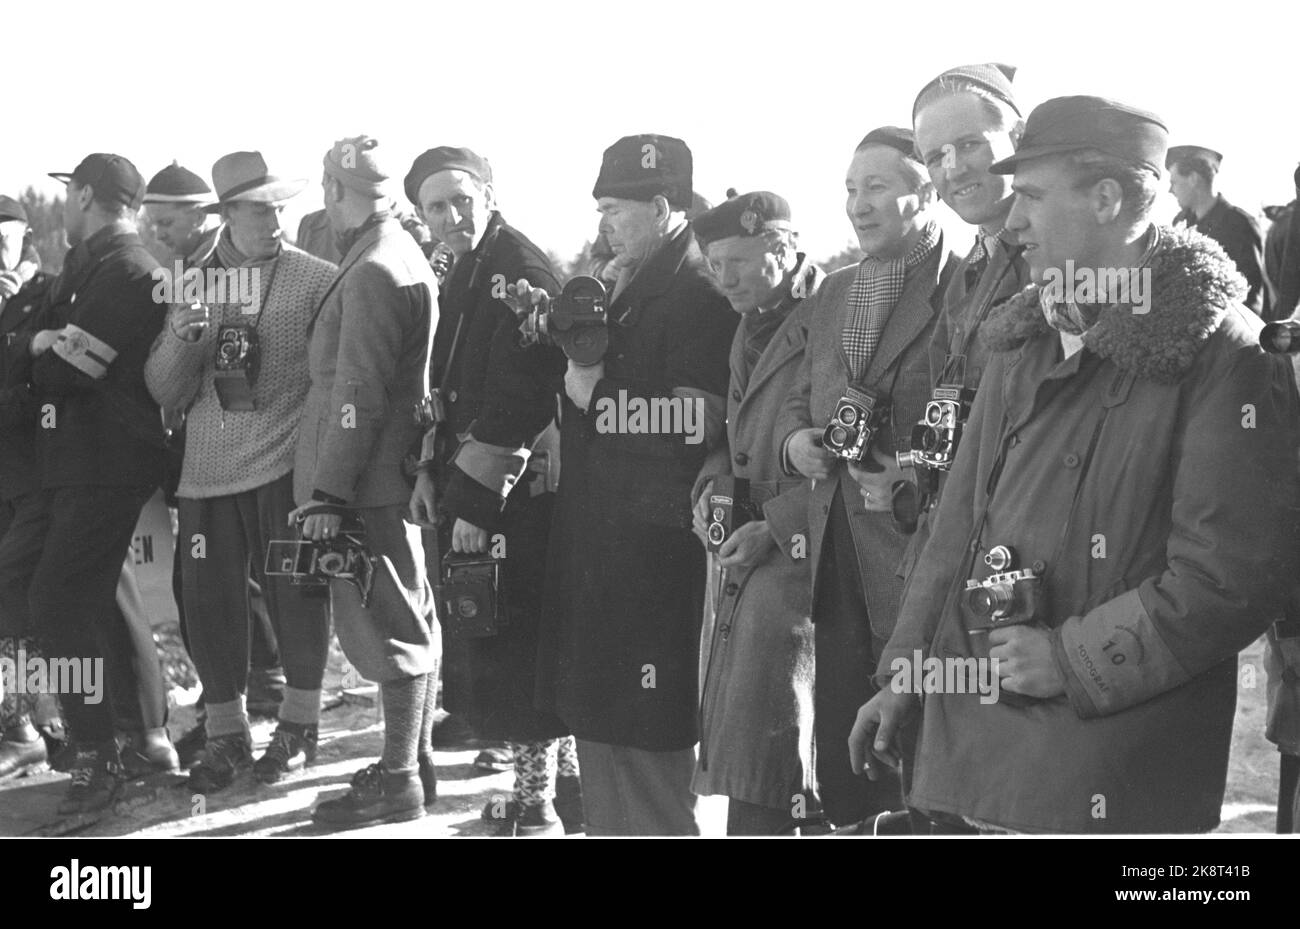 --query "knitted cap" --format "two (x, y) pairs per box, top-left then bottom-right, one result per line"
(323, 135), (393, 198)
